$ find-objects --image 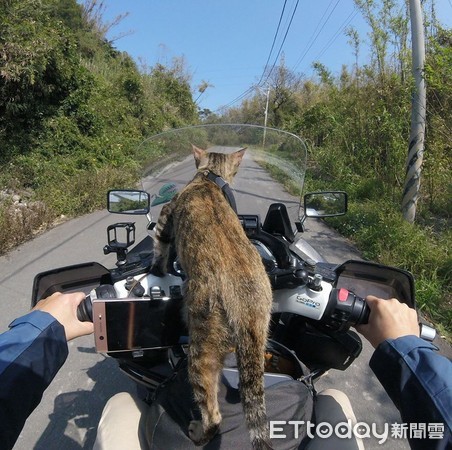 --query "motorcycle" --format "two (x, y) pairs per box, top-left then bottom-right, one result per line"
(30, 124), (435, 427)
